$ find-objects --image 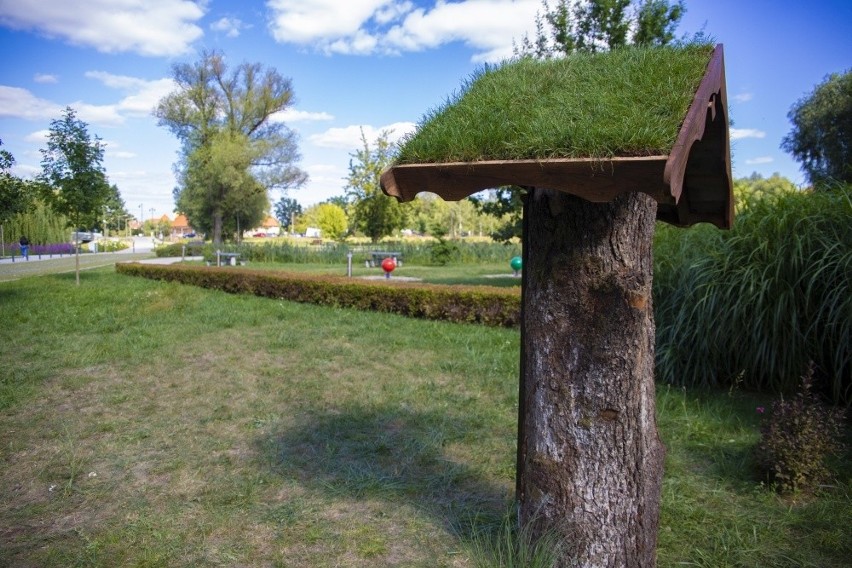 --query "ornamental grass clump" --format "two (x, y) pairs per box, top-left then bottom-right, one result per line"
(755, 364), (847, 494)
